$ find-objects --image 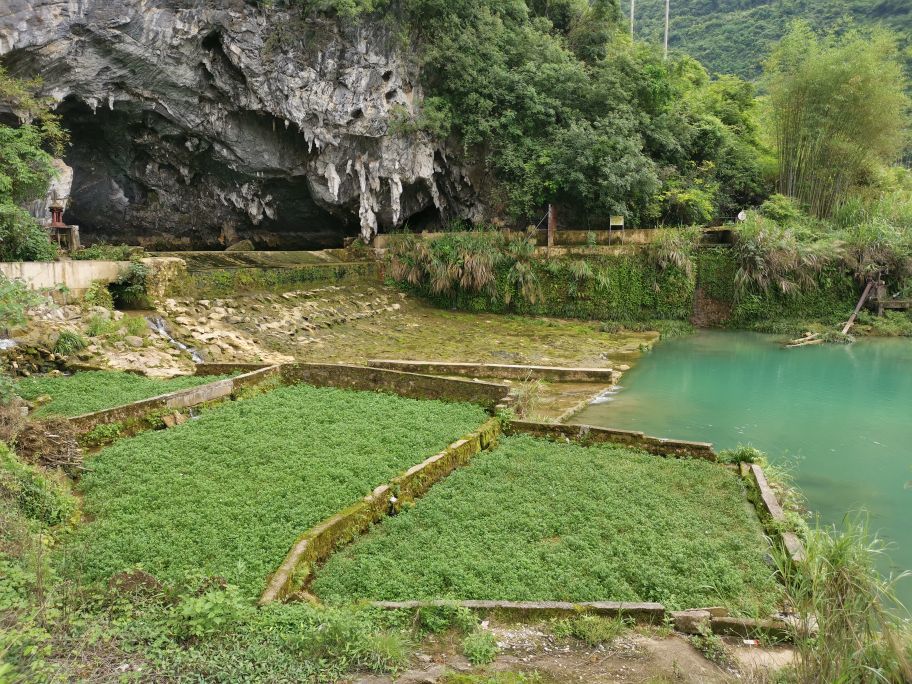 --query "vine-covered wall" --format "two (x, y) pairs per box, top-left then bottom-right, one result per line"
(428, 254), (697, 322)
(402, 246), (860, 326)
(696, 248), (859, 327)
